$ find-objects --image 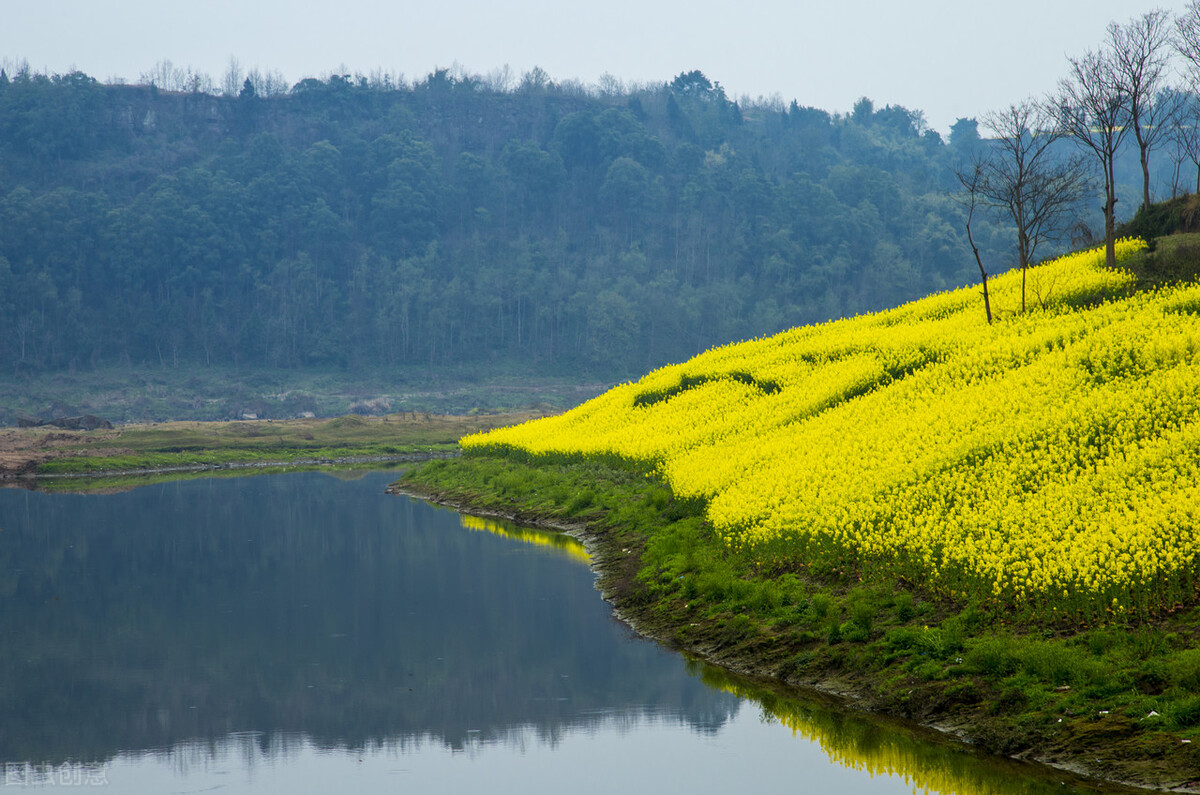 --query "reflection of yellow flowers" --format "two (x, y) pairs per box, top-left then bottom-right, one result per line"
(707, 671), (1036, 795)
(459, 514), (591, 565)
(465, 240), (1200, 618)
